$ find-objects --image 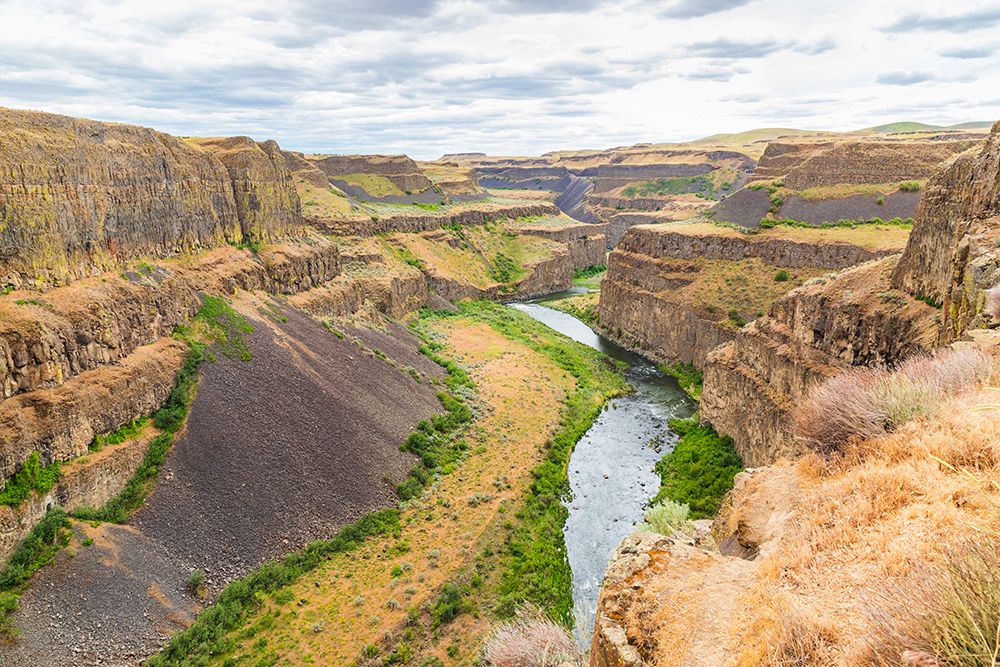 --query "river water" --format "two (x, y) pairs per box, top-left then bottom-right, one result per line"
(511, 291), (696, 645)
